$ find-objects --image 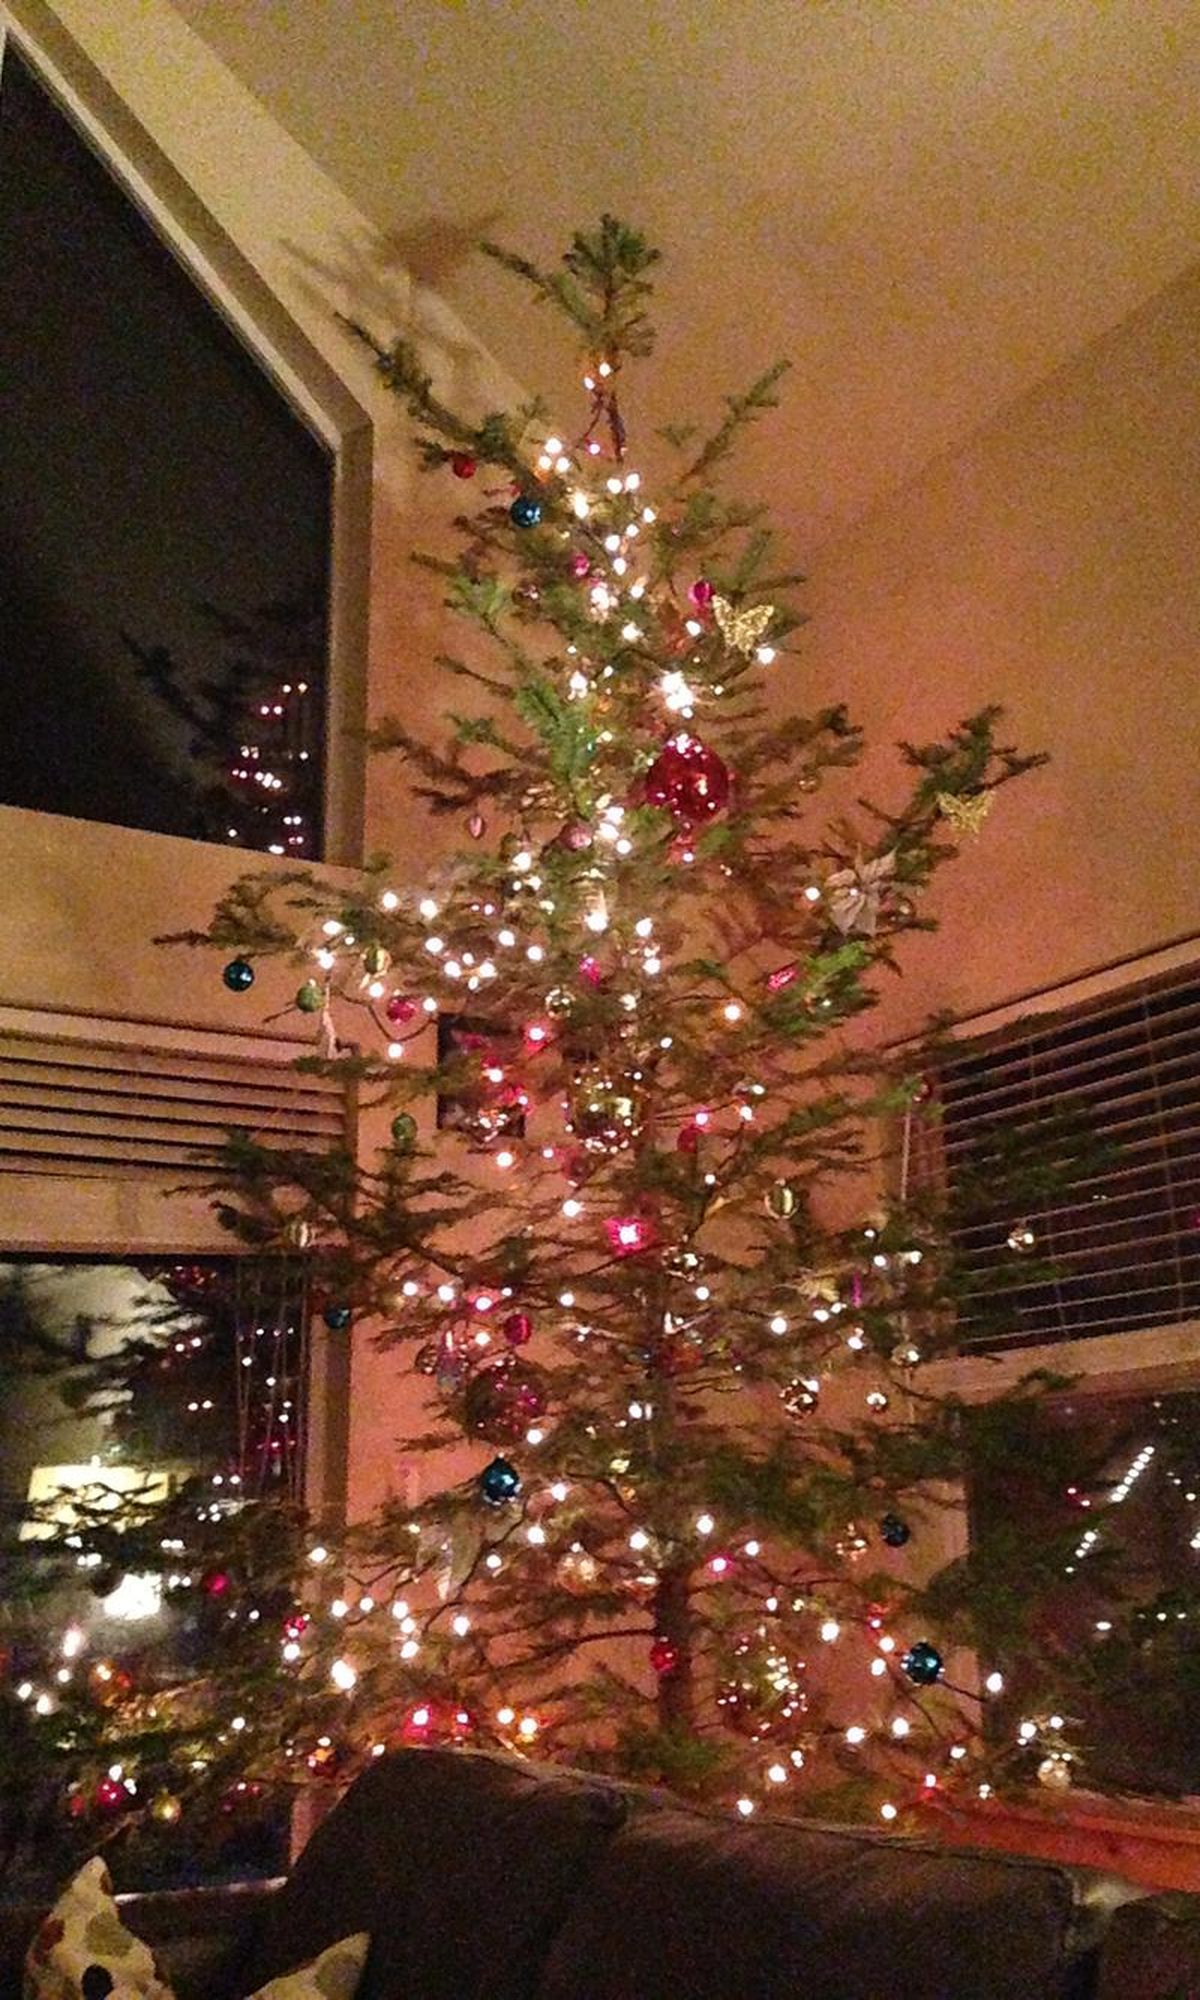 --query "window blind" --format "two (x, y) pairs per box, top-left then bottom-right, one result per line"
(934, 964), (1200, 1351)
(0, 1011), (346, 1180)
